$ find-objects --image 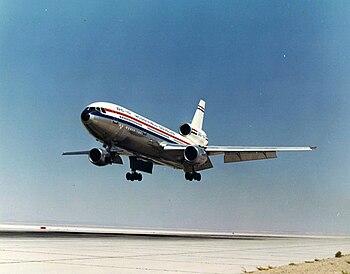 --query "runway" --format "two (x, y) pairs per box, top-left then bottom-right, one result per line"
(0, 226), (349, 273)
